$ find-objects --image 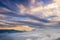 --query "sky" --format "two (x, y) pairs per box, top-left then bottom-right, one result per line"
(1, 0), (60, 40)
(0, 0), (60, 29)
